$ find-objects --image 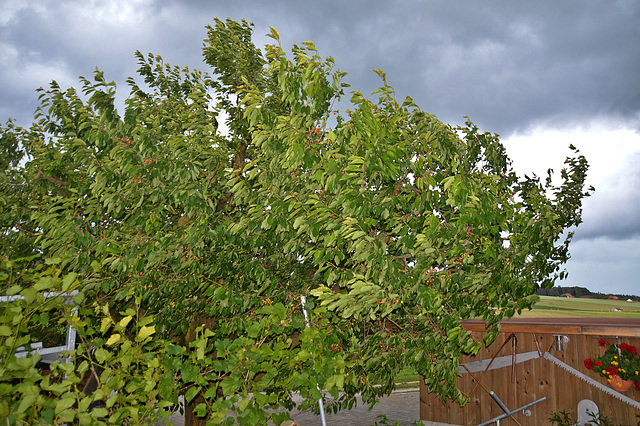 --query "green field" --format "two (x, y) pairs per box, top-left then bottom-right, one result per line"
(517, 295), (640, 318)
